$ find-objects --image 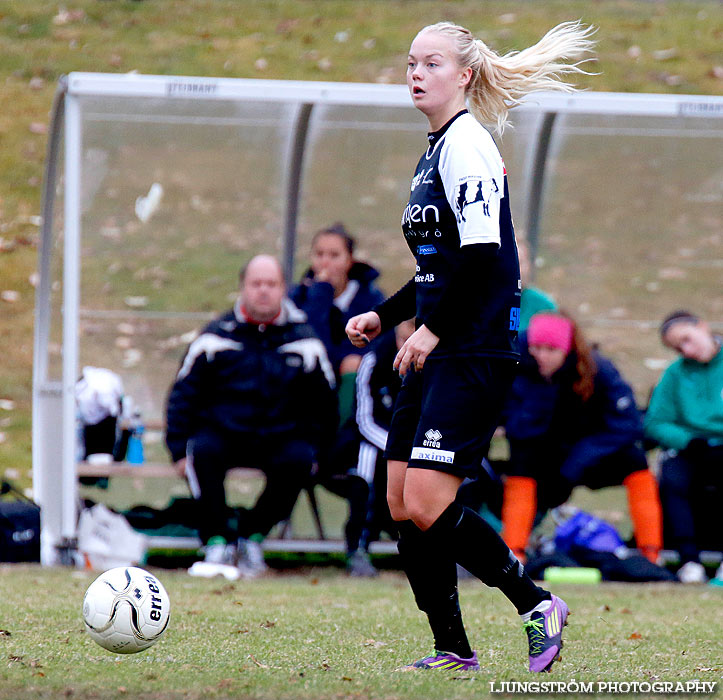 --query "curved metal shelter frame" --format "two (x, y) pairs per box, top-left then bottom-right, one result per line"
(34, 73), (723, 564)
